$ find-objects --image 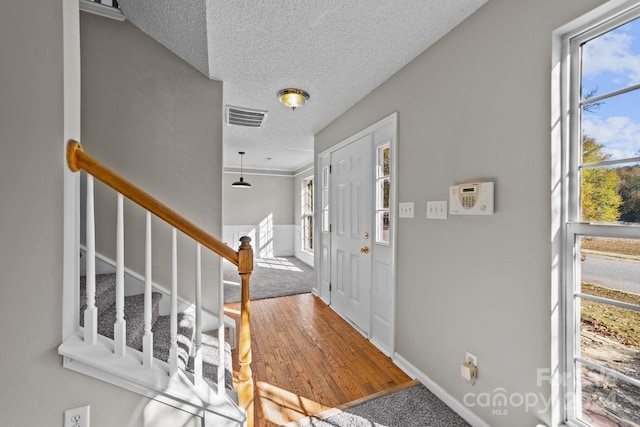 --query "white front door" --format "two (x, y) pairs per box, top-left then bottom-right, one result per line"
(330, 134), (372, 335)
